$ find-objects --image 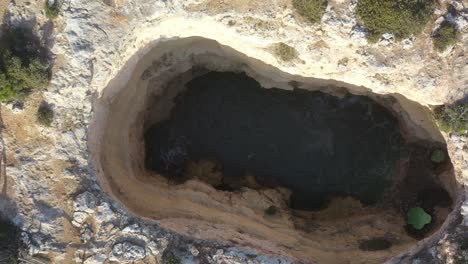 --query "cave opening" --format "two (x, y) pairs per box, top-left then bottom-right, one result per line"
(91, 37), (462, 262)
(144, 71), (452, 236)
